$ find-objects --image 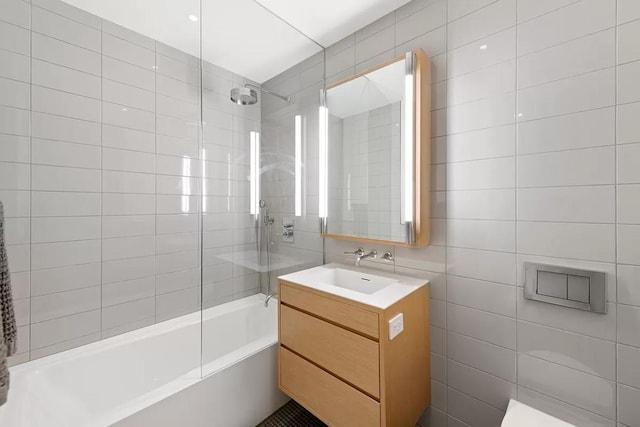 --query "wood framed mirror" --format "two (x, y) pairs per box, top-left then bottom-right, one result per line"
(319, 49), (431, 247)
